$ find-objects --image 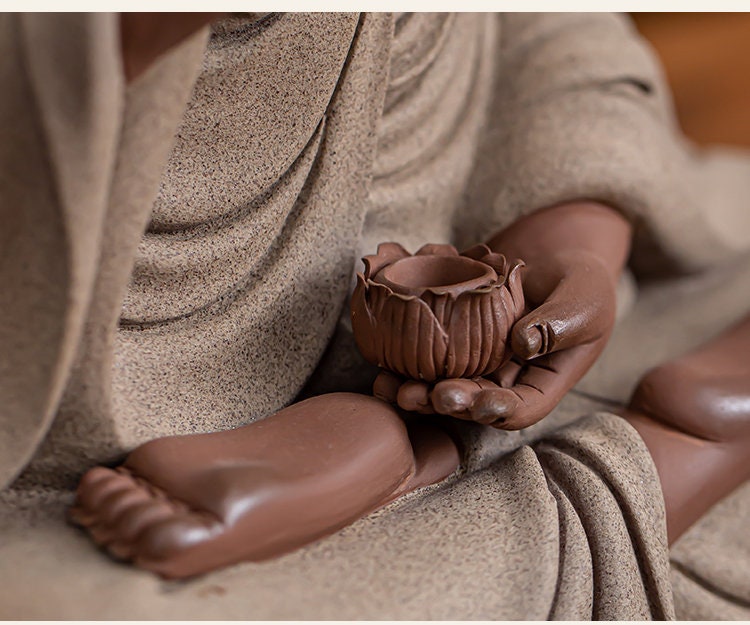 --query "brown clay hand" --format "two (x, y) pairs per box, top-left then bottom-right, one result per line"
(377, 249), (617, 429)
(475, 248), (617, 428)
(373, 201), (632, 429)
